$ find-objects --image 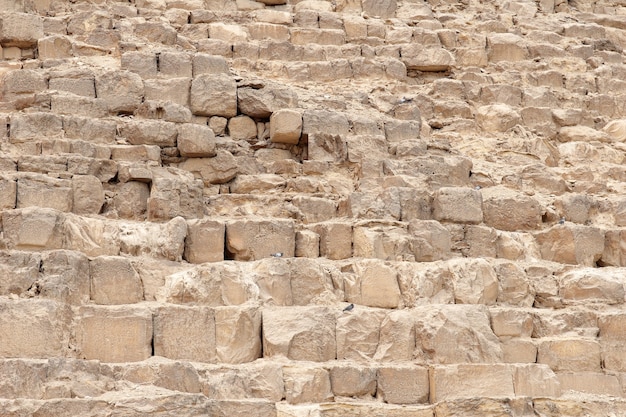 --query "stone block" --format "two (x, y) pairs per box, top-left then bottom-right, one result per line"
(63, 116), (117, 143)
(601, 341), (626, 371)
(90, 256), (143, 305)
(270, 109), (302, 144)
(16, 175), (72, 212)
(292, 196), (336, 224)
(476, 104), (522, 132)
(209, 22), (248, 42)
(290, 28), (345, 45)
(337, 308), (386, 360)
(263, 306), (336, 361)
(121, 51), (157, 79)
(429, 364), (515, 402)
(159, 51), (192, 78)
(490, 308), (533, 338)
(201, 361), (283, 401)
(229, 174), (285, 194)
(377, 367), (429, 406)
(192, 53), (230, 76)
(184, 218), (225, 263)
(0, 69), (45, 103)
(95, 71), (144, 114)
(0, 299), (70, 358)
(2, 207), (64, 250)
(487, 33), (528, 62)
(153, 305), (215, 362)
(557, 125), (609, 143)
(374, 309), (416, 361)
(283, 366), (333, 404)
(237, 85), (299, 119)
(190, 73), (237, 117)
(48, 72), (95, 98)
(0, 12), (43, 47)
(495, 261), (534, 307)
(10, 112), (63, 142)
(502, 339), (537, 363)
(226, 219), (295, 261)
(78, 306), (152, 362)
(228, 115), (257, 140)
(447, 258), (498, 305)
(560, 268), (625, 305)
(558, 372), (621, 396)
(598, 313), (626, 340)
(0, 250), (38, 297)
(119, 216), (187, 262)
(482, 186), (542, 231)
(17, 155), (67, 174)
(134, 21), (177, 44)
(407, 219), (451, 262)
(308, 133), (347, 162)
(177, 150), (238, 185)
(177, 123), (216, 157)
(148, 168), (204, 220)
(215, 306), (262, 363)
(537, 338), (601, 372)
(329, 365), (377, 398)
(72, 175), (104, 215)
(400, 45), (455, 71)
(51, 95), (108, 118)
(513, 364), (561, 397)
(119, 120), (178, 147)
(535, 225), (604, 266)
(295, 229), (320, 258)
(144, 77), (191, 107)
(112, 181), (149, 220)
(415, 304), (502, 364)
(67, 156), (118, 183)
(302, 110), (350, 138)
(313, 221), (352, 260)
(433, 187), (483, 224)
(248, 22), (290, 41)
